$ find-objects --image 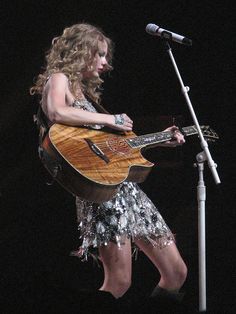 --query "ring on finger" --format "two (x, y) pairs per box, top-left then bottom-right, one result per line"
(114, 114), (125, 125)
